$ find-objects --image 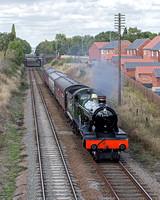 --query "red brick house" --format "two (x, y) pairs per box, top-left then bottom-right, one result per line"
(135, 66), (160, 84)
(89, 42), (108, 61)
(126, 38), (150, 57)
(122, 59), (154, 72)
(152, 69), (160, 89)
(100, 40), (131, 60)
(112, 55), (142, 65)
(143, 36), (160, 61)
(124, 61), (160, 78)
